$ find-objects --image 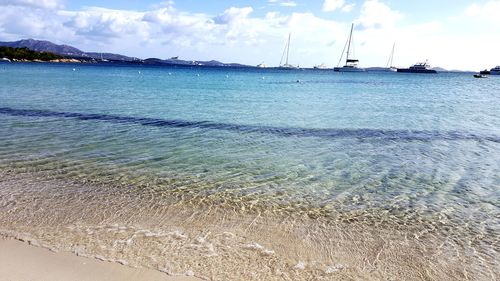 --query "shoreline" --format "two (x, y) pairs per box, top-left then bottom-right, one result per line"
(1, 169), (497, 280)
(0, 238), (200, 281)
